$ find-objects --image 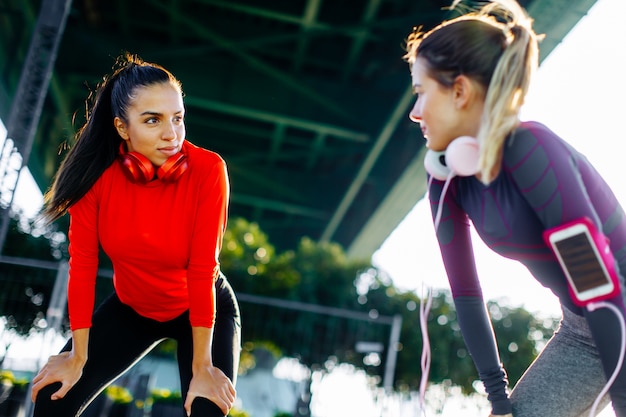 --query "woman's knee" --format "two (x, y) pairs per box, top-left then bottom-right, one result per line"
(190, 396), (224, 417)
(33, 382), (81, 417)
